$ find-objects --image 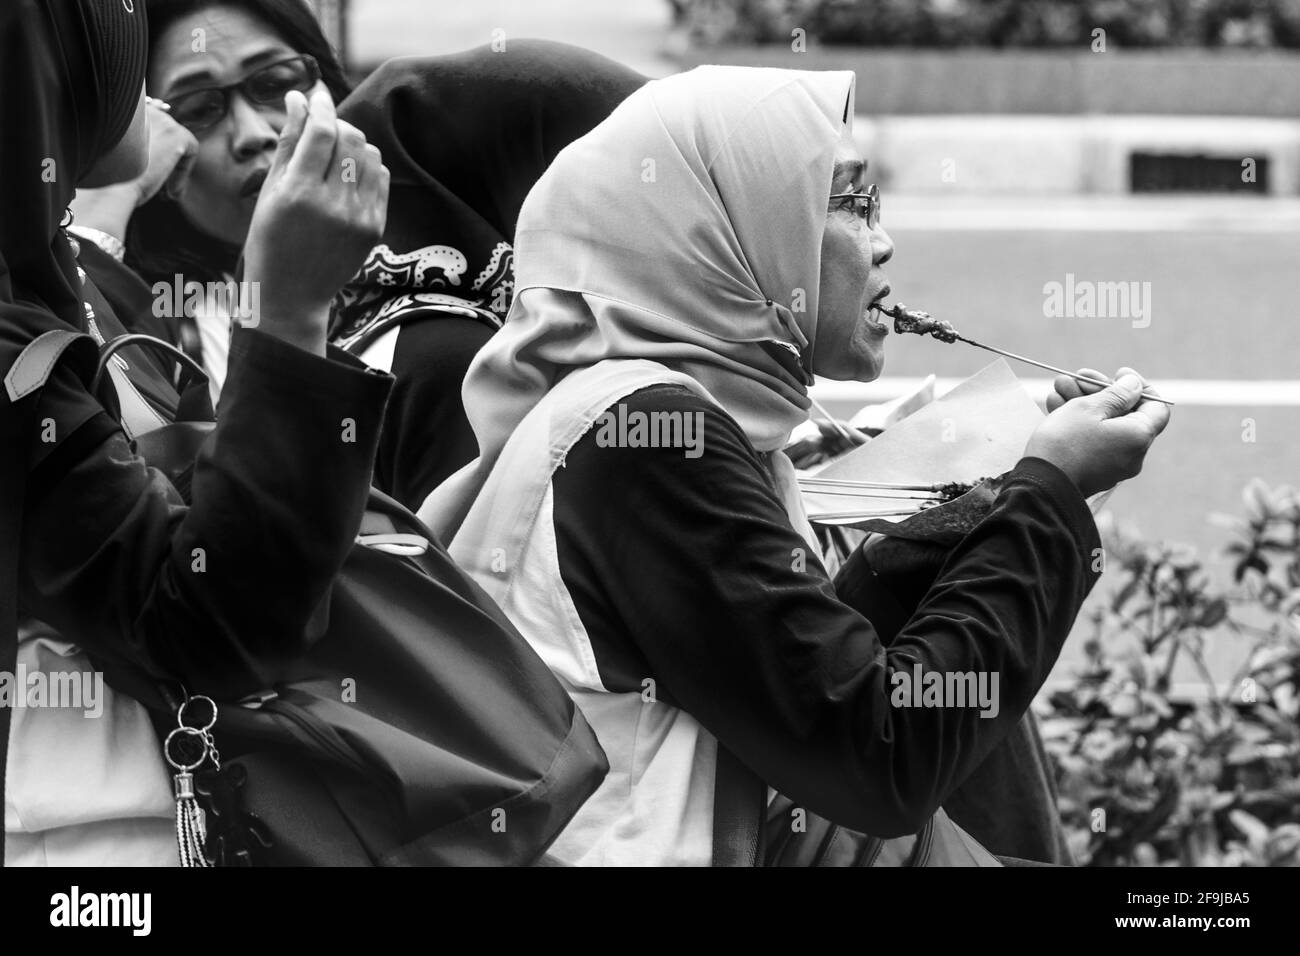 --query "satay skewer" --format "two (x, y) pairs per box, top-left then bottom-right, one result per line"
(883, 303), (1176, 407)
(809, 507), (931, 520)
(798, 477), (941, 492)
(797, 486), (944, 501)
(808, 395), (860, 446)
